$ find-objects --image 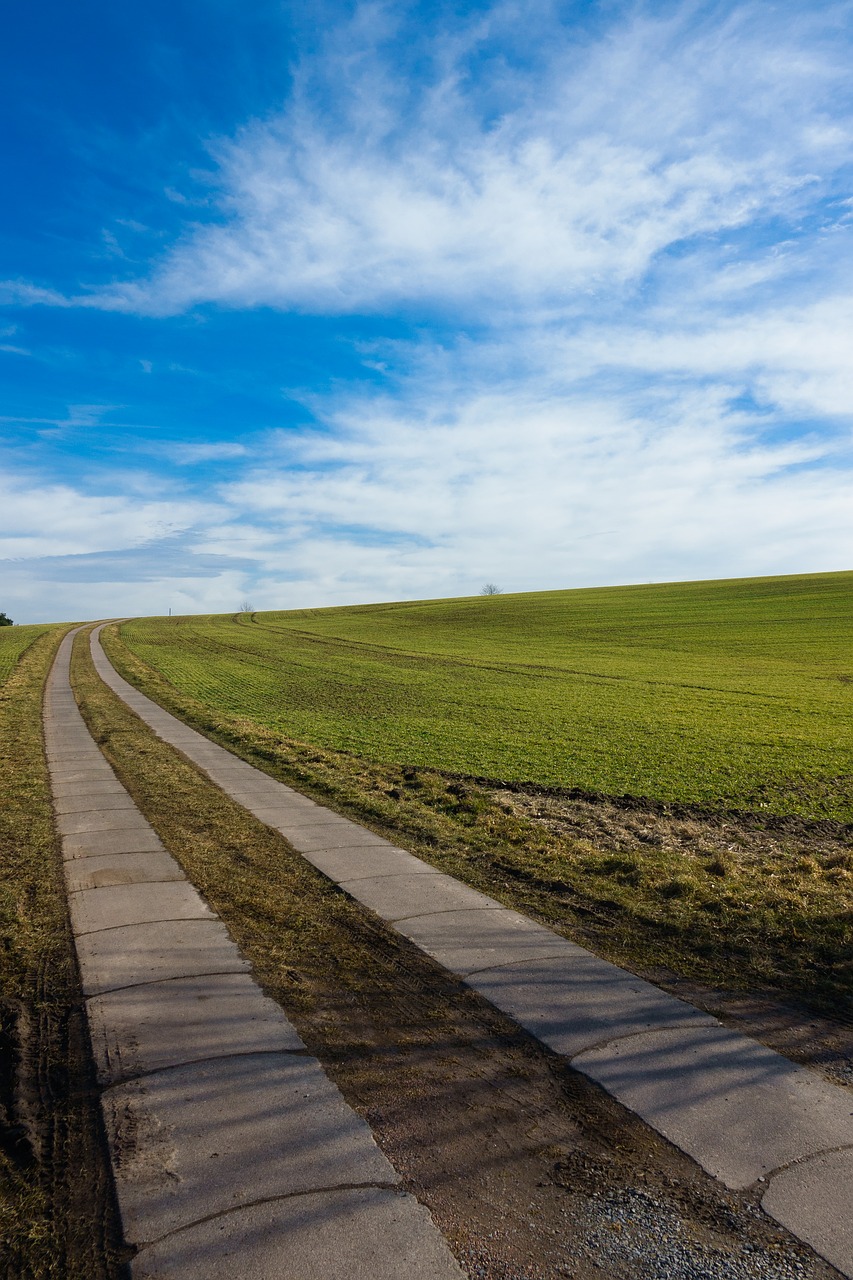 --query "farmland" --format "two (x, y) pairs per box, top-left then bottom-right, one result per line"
(119, 571), (853, 822)
(107, 571), (853, 1019)
(0, 622), (56, 685)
